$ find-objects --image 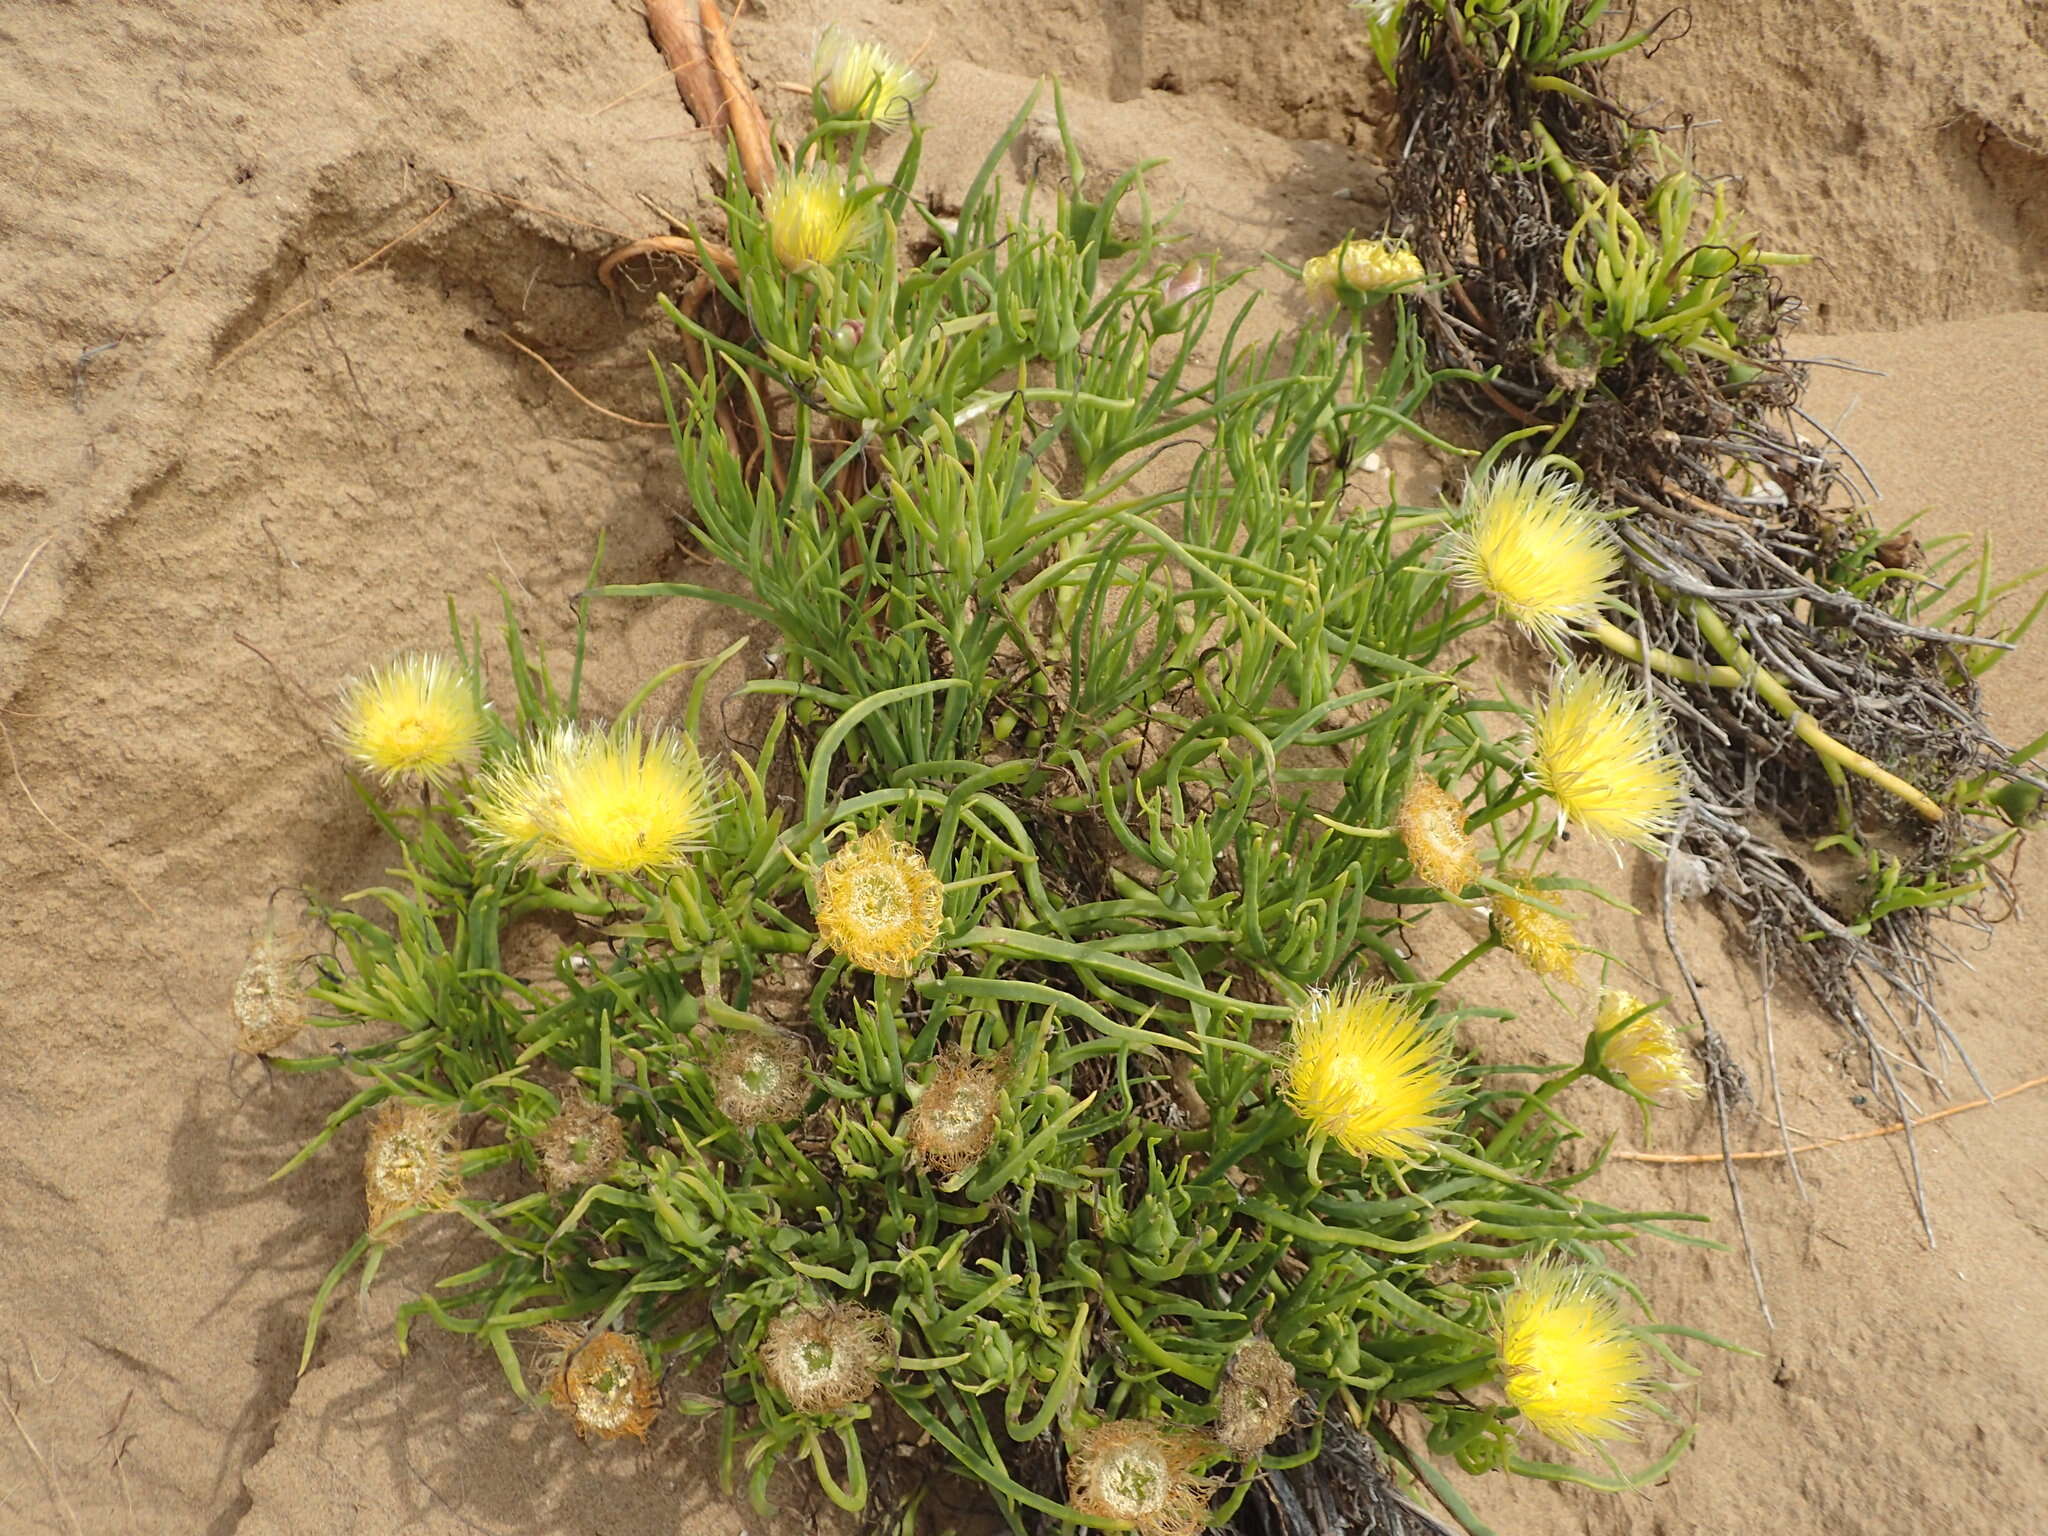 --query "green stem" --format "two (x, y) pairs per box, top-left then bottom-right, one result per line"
(1433, 934), (1499, 987)
(1485, 1067), (1585, 1157)
(1680, 597), (1945, 822)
